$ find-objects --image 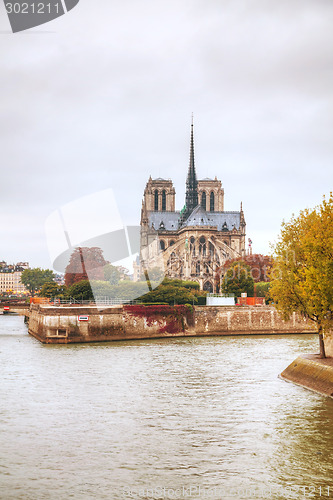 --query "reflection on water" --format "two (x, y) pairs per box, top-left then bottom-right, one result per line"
(1, 316), (333, 499)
